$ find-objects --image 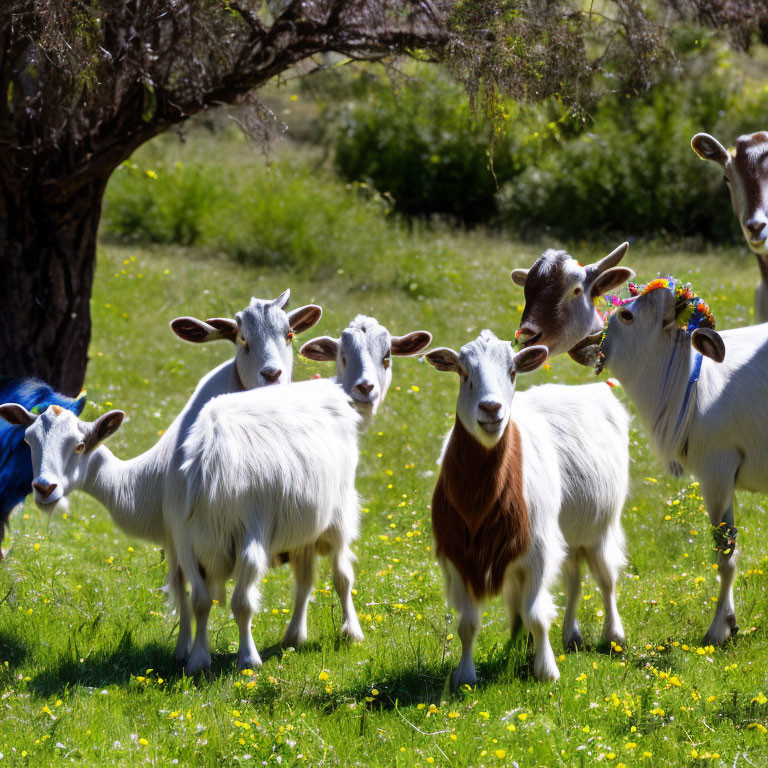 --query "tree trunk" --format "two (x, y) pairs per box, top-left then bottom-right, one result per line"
(0, 174), (107, 396)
